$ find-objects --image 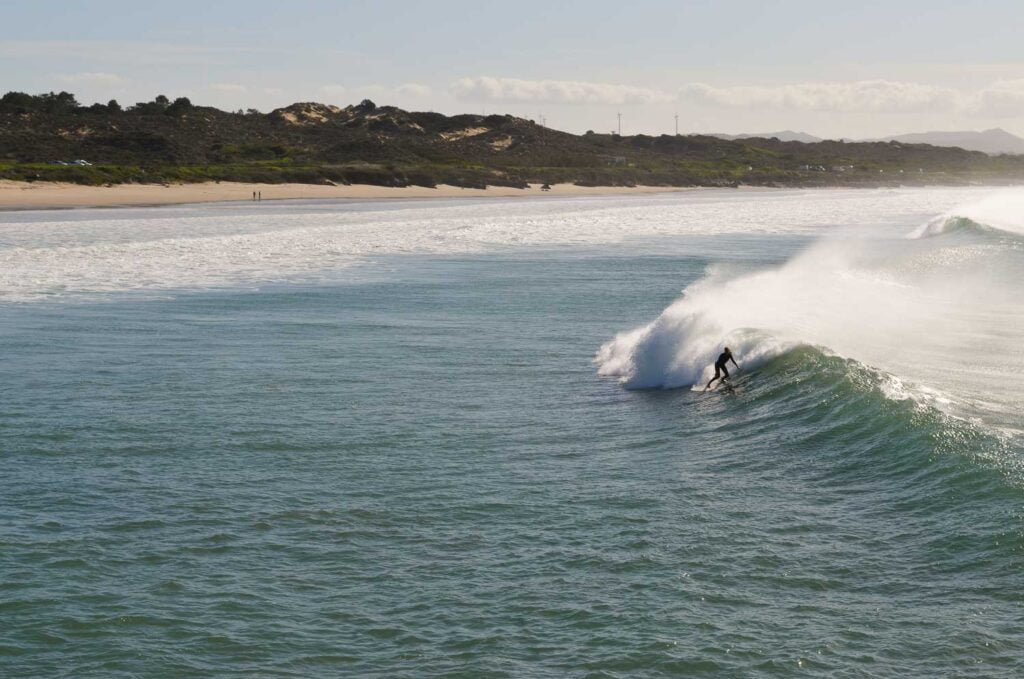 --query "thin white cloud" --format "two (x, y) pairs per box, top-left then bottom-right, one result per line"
(680, 79), (1024, 117)
(969, 79), (1024, 117)
(452, 76), (674, 105)
(452, 75), (1024, 118)
(681, 80), (960, 113)
(396, 83), (431, 97)
(58, 72), (126, 87)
